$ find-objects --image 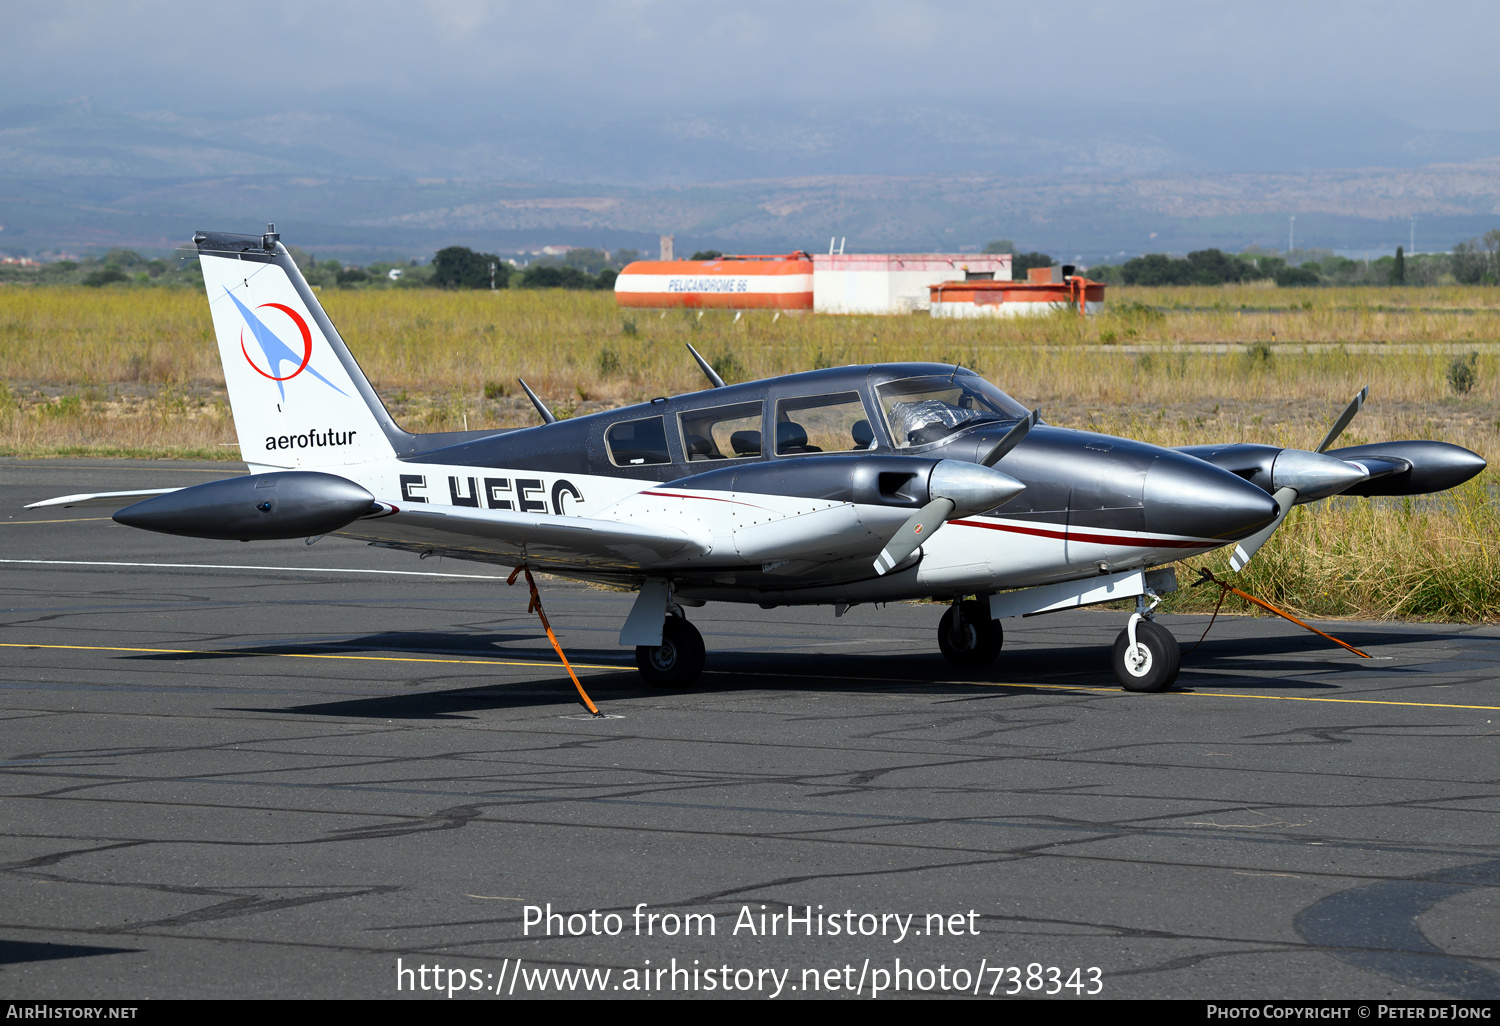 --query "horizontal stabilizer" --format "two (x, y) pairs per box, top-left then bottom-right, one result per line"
(25, 488), (182, 510)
